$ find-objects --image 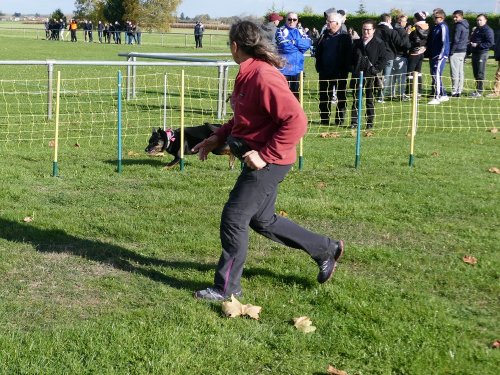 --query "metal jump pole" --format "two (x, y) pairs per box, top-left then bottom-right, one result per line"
(117, 71), (123, 173)
(355, 71), (364, 169)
